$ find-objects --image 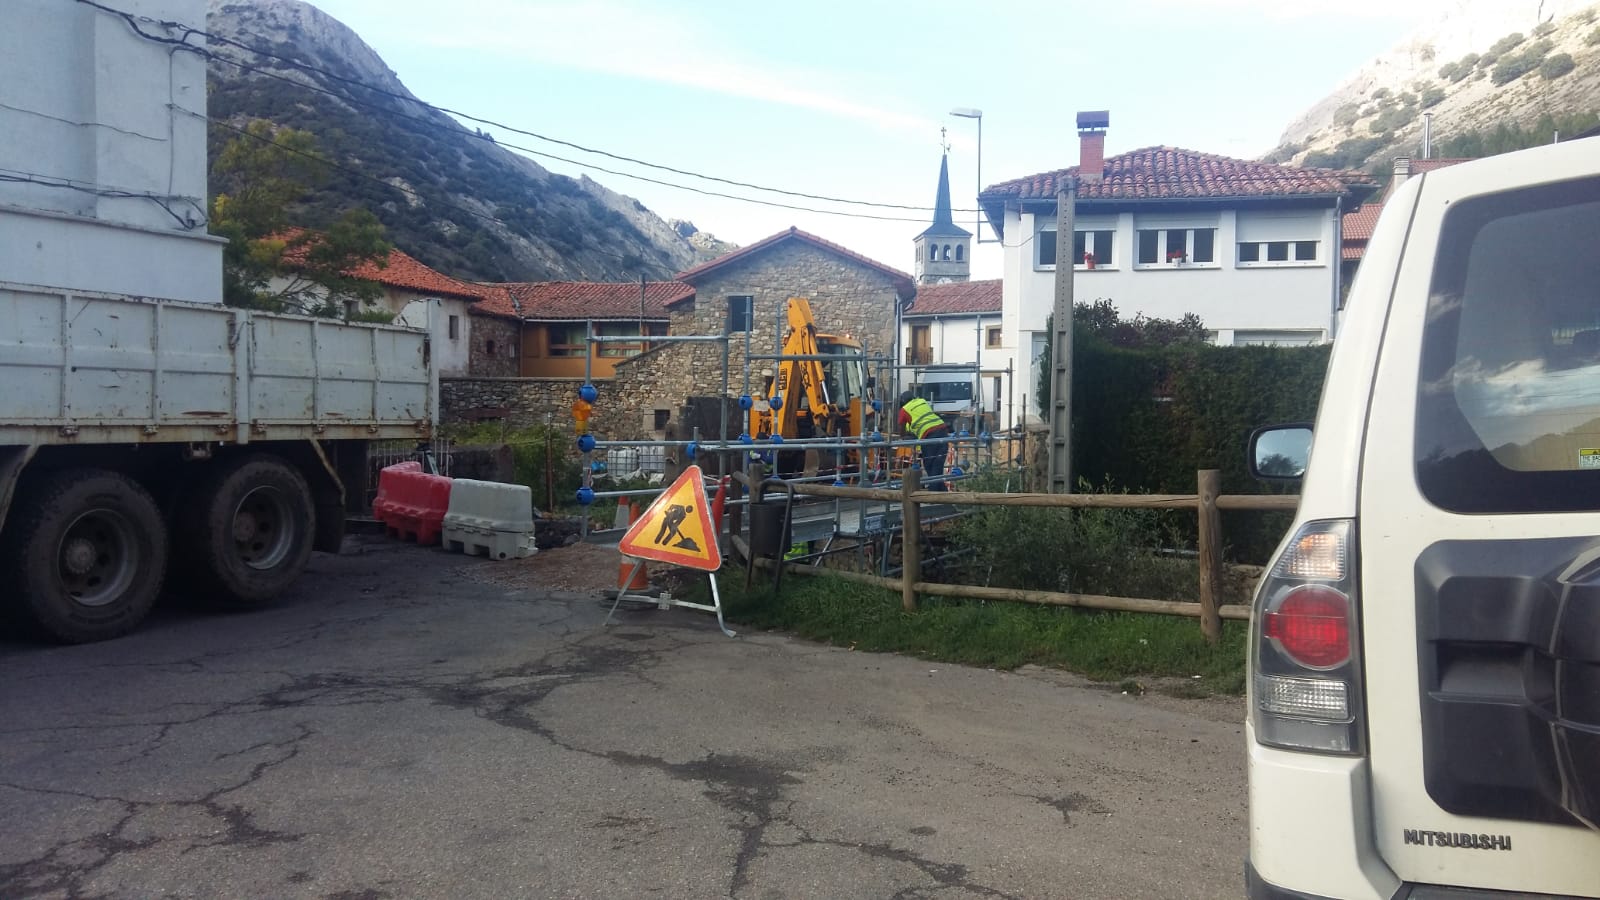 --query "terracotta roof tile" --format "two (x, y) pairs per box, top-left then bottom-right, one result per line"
(274, 228), (496, 303)
(487, 281), (694, 320)
(470, 285), (522, 319)
(1341, 203), (1385, 242)
(906, 279), (1002, 317)
(980, 146), (1377, 205)
(673, 227), (916, 301)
